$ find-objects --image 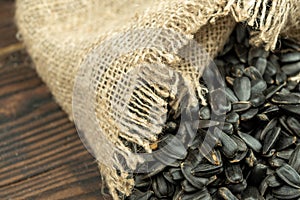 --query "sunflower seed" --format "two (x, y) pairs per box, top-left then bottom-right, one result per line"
(218, 187), (239, 200)
(169, 167), (184, 181)
(215, 128), (238, 158)
(281, 52), (300, 63)
(289, 145), (300, 173)
(234, 45), (248, 63)
(242, 186), (264, 200)
(181, 179), (198, 193)
(263, 127), (281, 154)
(259, 118), (278, 140)
(238, 131), (262, 152)
(279, 104), (300, 115)
(159, 135), (187, 159)
(209, 88), (231, 115)
(240, 108), (259, 121)
(276, 149), (294, 160)
(286, 116), (300, 137)
(250, 93), (266, 107)
(244, 66), (263, 80)
(269, 157), (286, 168)
(227, 179), (247, 194)
(254, 57), (268, 75)
(260, 174), (282, 196)
(275, 71), (287, 85)
(265, 61), (278, 76)
(272, 93), (300, 104)
(251, 79), (267, 94)
(152, 175), (174, 198)
(221, 122), (234, 135)
(264, 84), (285, 99)
(225, 112), (240, 124)
(235, 24), (247, 43)
(267, 174), (282, 187)
(135, 175), (151, 188)
(225, 163), (243, 183)
(282, 62), (300, 76)
(181, 162), (209, 189)
(247, 164), (268, 185)
(272, 185), (300, 199)
(232, 101), (251, 112)
(199, 106), (211, 120)
(274, 134), (297, 151)
(248, 47), (269, 62)
(225, 87), (239, 102)
(276, 163), (300, 189)
(163, 171), (177, 184)
(233, 77), (251, 101)
(192, 163), (223, 177)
